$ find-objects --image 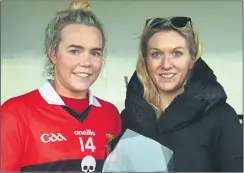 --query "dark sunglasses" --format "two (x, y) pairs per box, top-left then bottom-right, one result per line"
(145, 16), (193, 29)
